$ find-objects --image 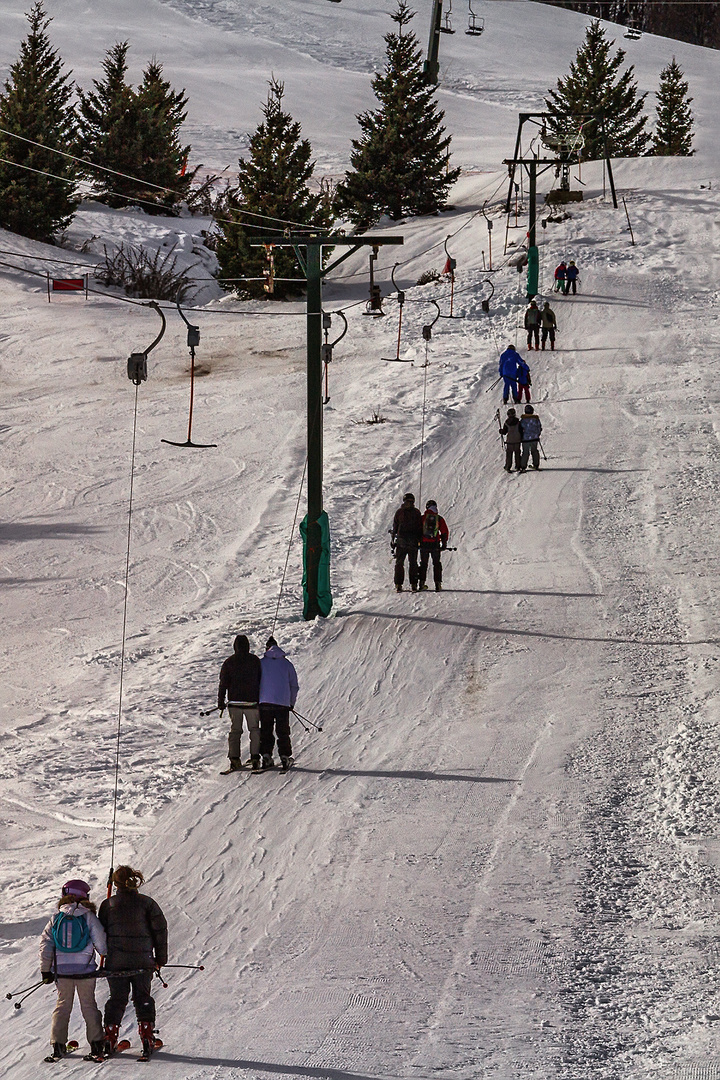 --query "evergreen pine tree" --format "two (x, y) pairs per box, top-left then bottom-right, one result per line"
(545, 20), (650, 159)
(652, 58), (694, 155)
(77, 45), (193, 211)
(0, 2), (78, 241)
(136, 59), (195, 207)
(215, 77), (331, 300)
(335, 2), (460, 230)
